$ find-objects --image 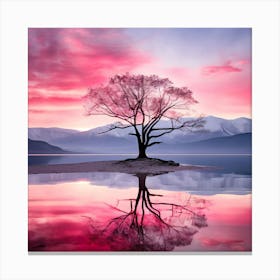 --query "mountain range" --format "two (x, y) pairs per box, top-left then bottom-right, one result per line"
(28, 116), (252, 154)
